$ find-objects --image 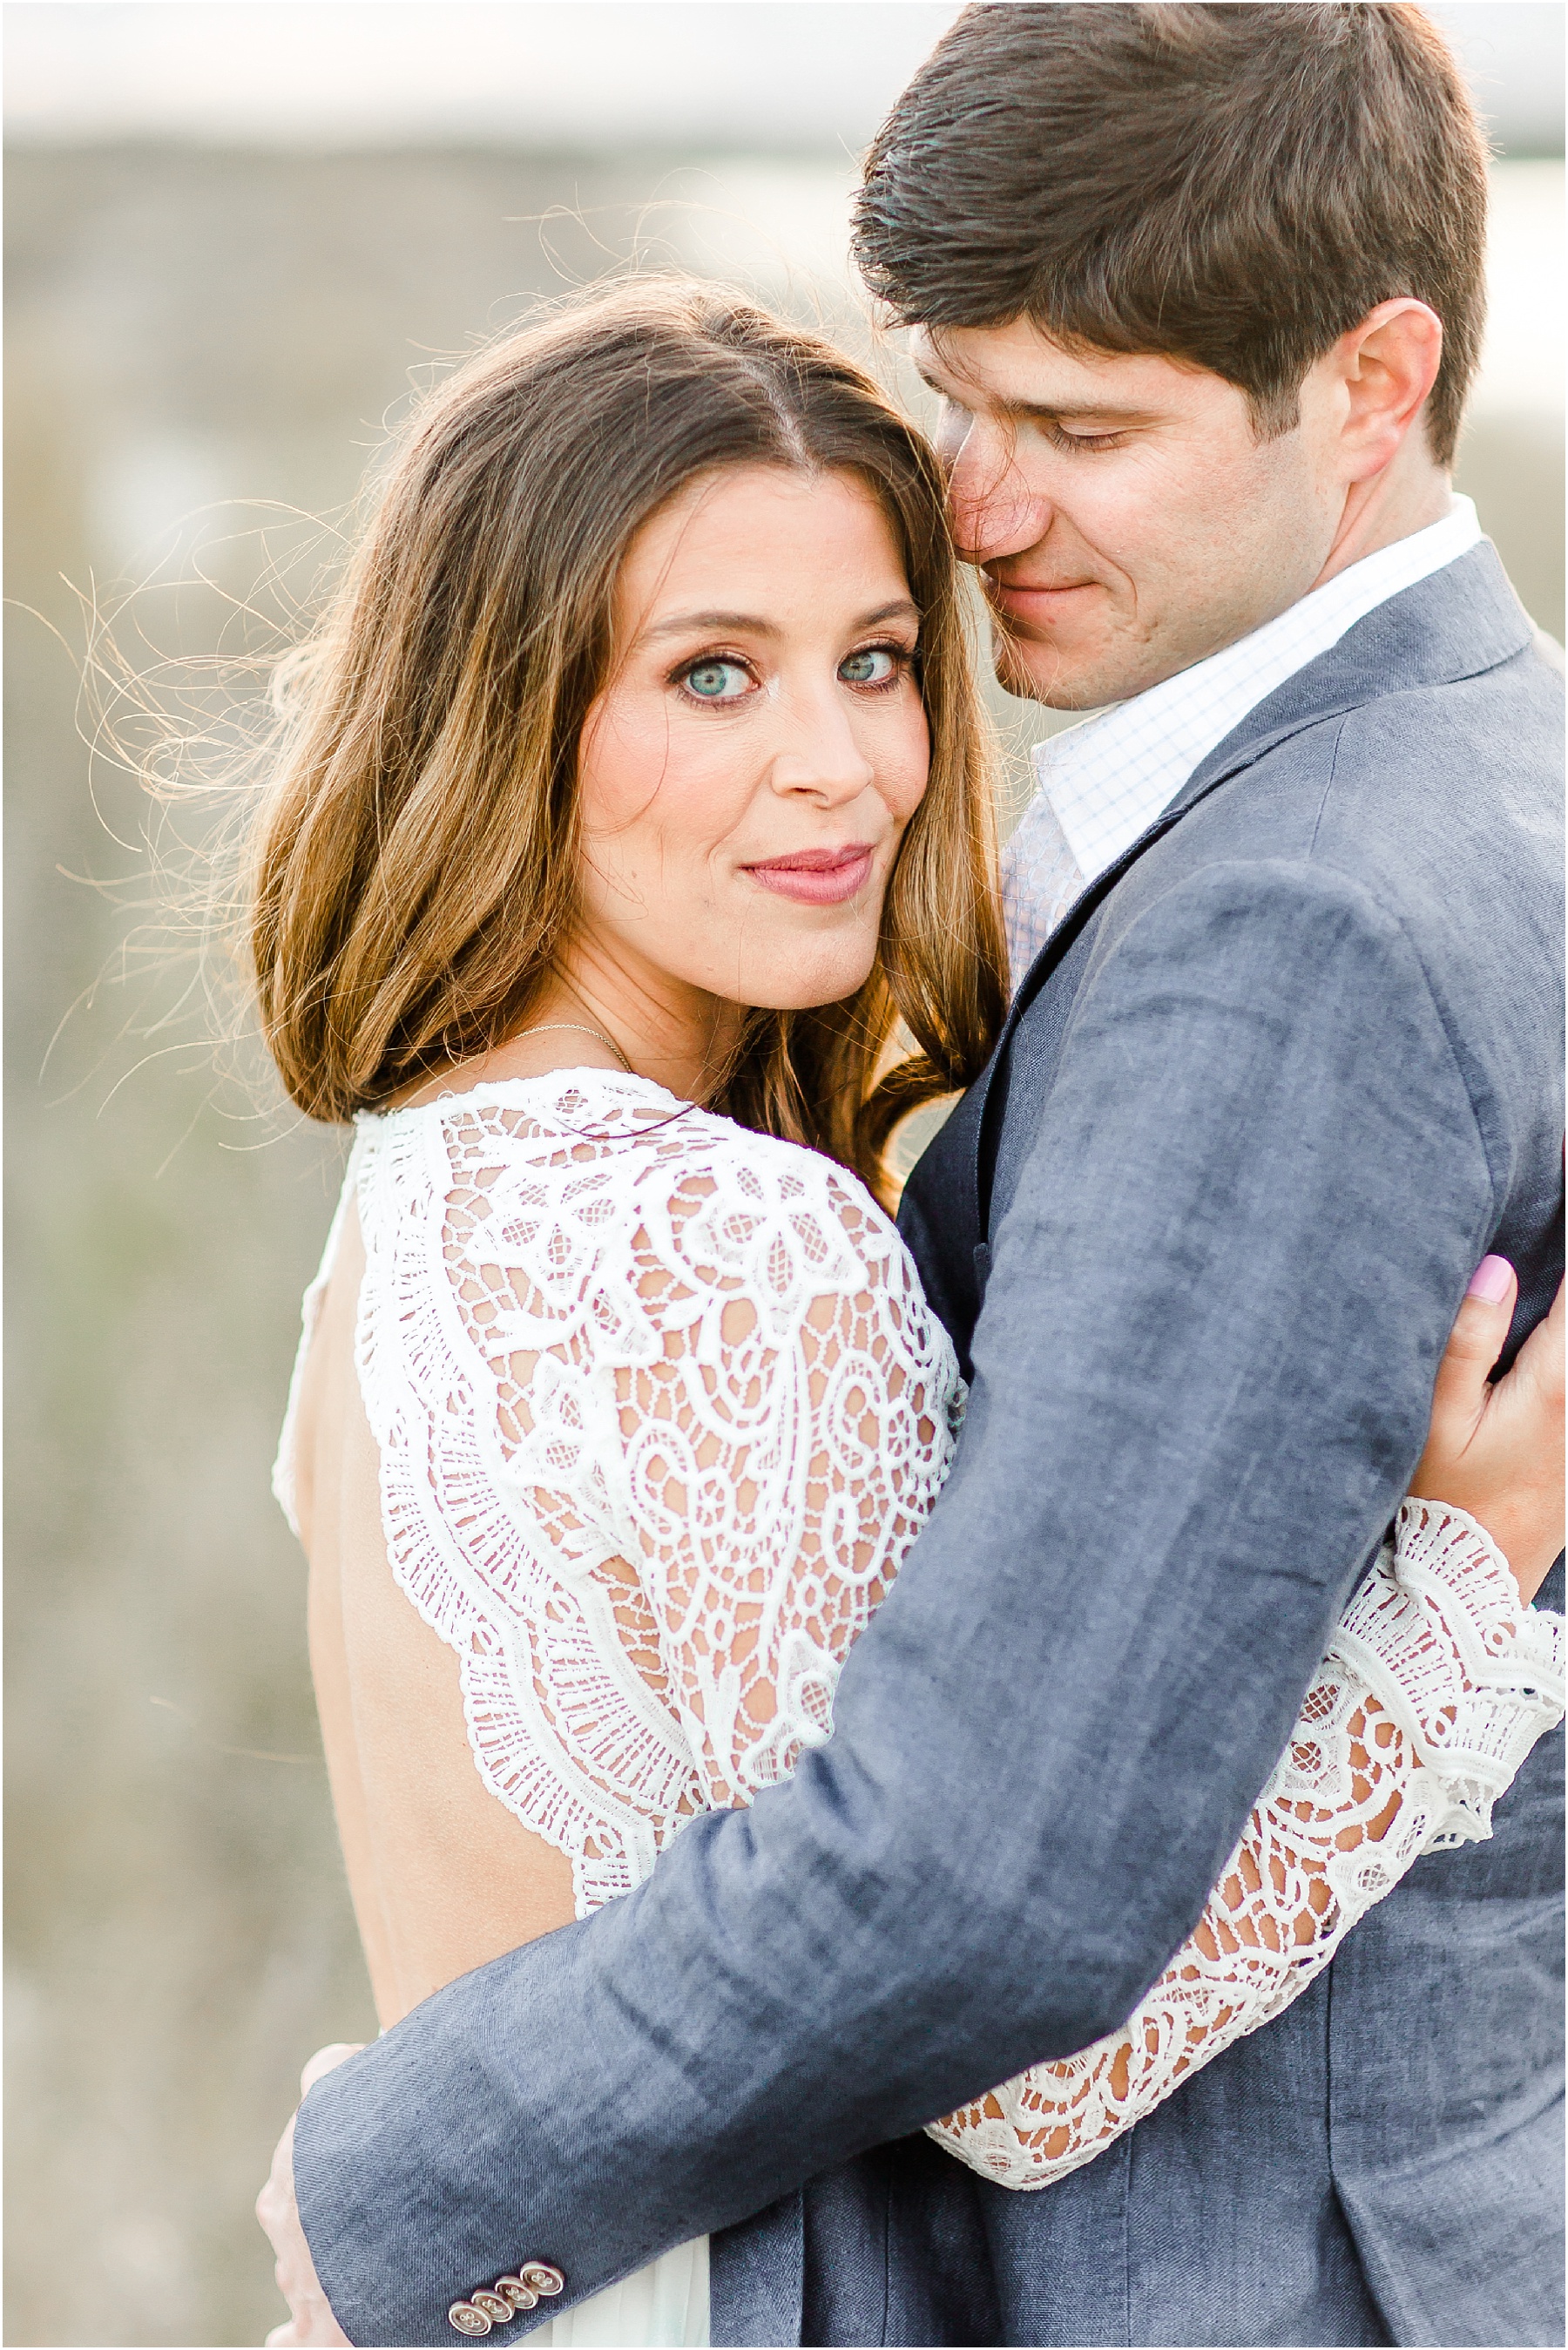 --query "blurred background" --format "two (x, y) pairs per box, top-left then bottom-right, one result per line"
(4, 5), (1563, 2342)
